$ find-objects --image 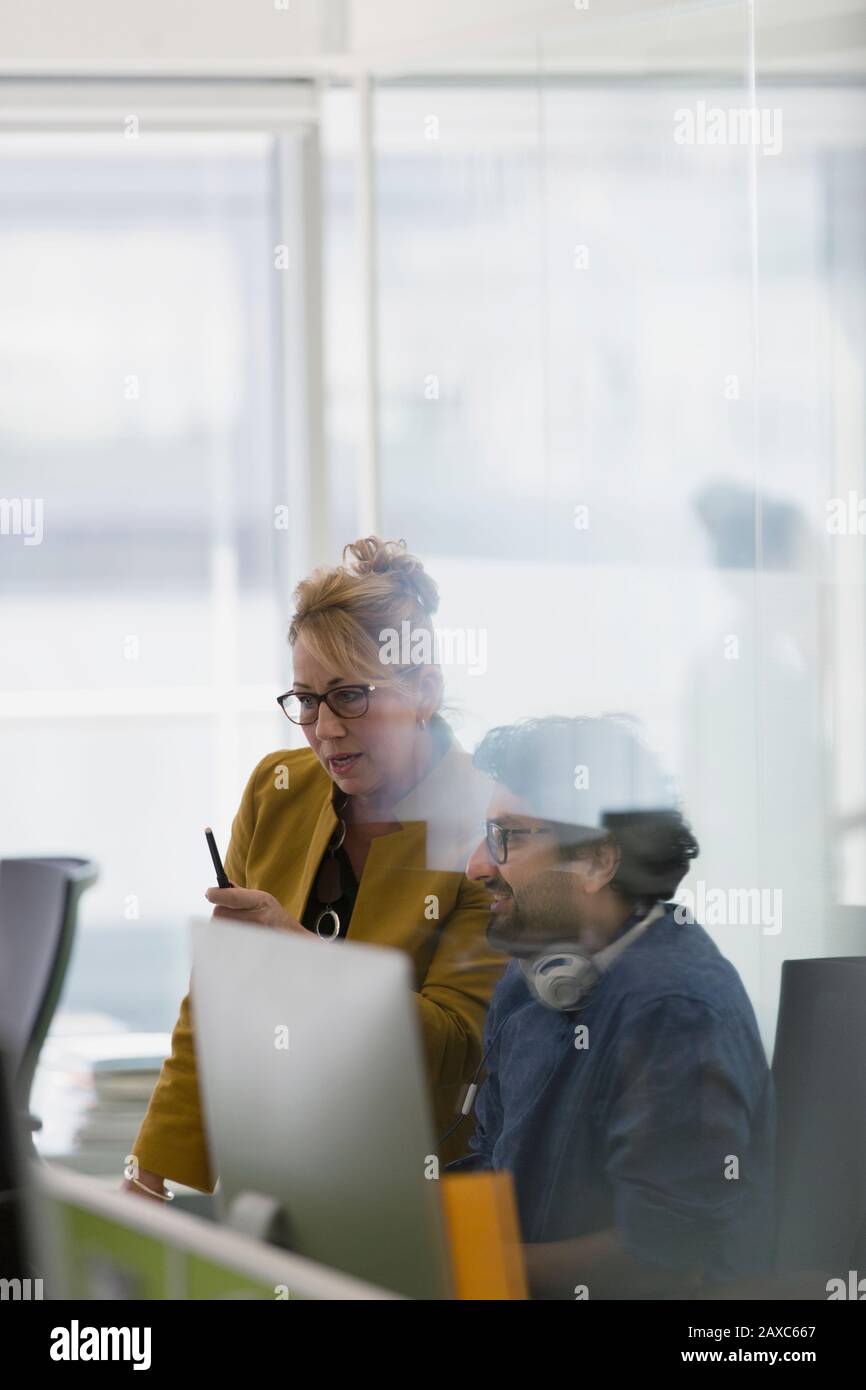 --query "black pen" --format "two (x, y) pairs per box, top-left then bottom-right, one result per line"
(204, 827), (231, 889)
